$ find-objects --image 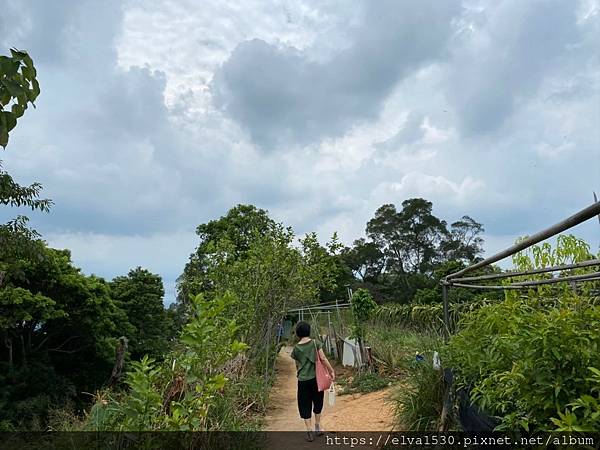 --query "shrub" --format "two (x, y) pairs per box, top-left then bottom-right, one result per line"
(85, 292), (248, 431)
(446, 235), (600, 432)
(447, 295), (600, 431)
